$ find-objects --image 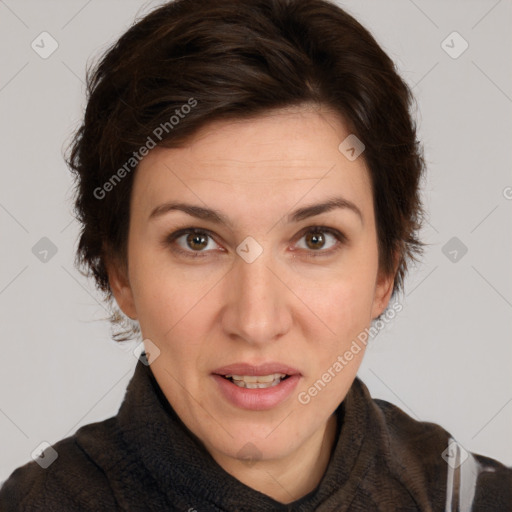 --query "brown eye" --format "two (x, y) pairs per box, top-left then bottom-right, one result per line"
(164, 228), (222, 257)
(295, 228), (343, 253)
(304, 231), (326, 250)
(165, 226), (344, 259)
(186, 232), (209, 251)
